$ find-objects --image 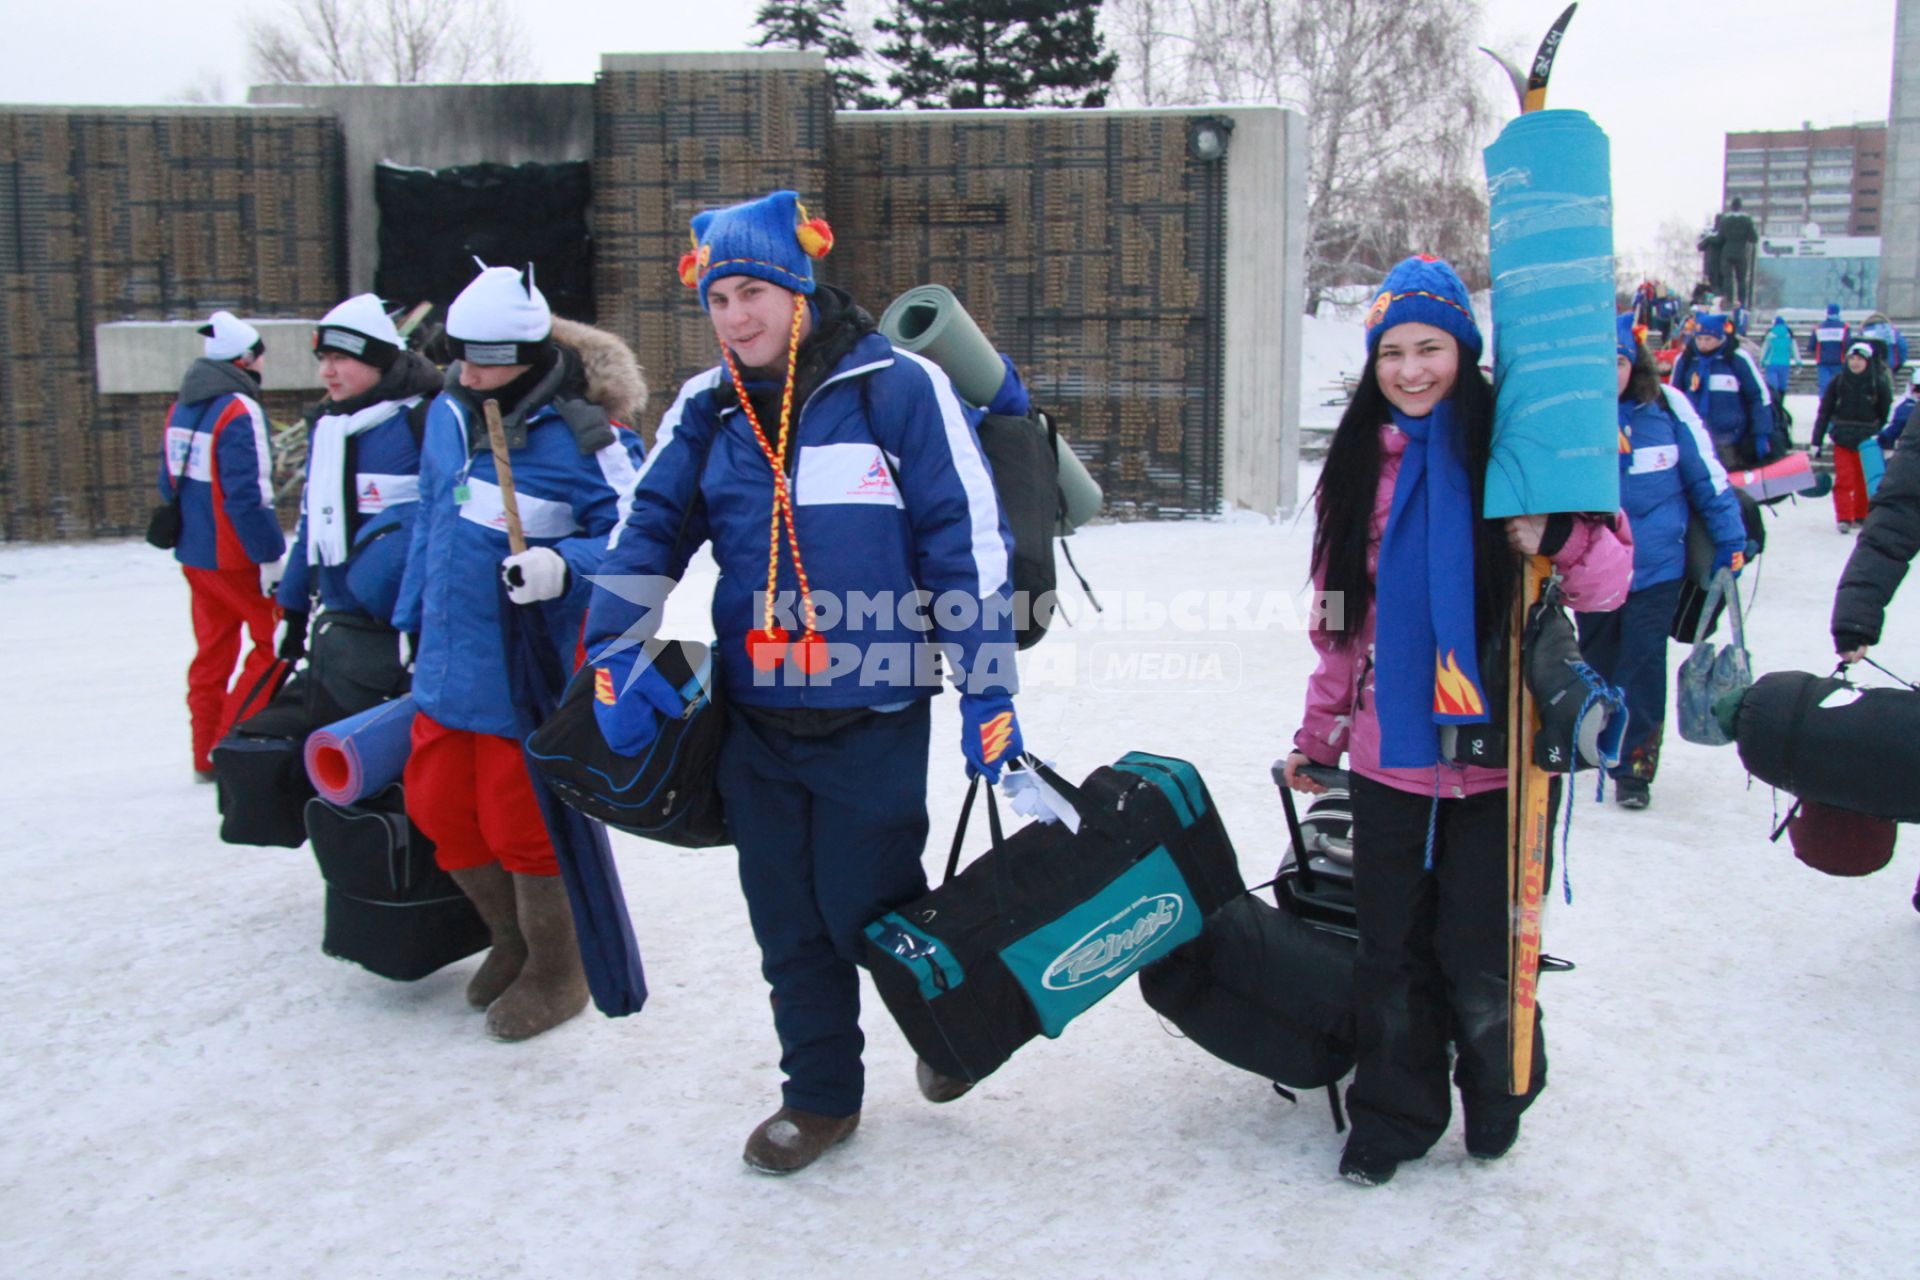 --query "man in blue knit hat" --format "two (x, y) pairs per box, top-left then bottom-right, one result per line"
(586, 190), (1023, 1174)
(1670, 310), (1774, 469)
